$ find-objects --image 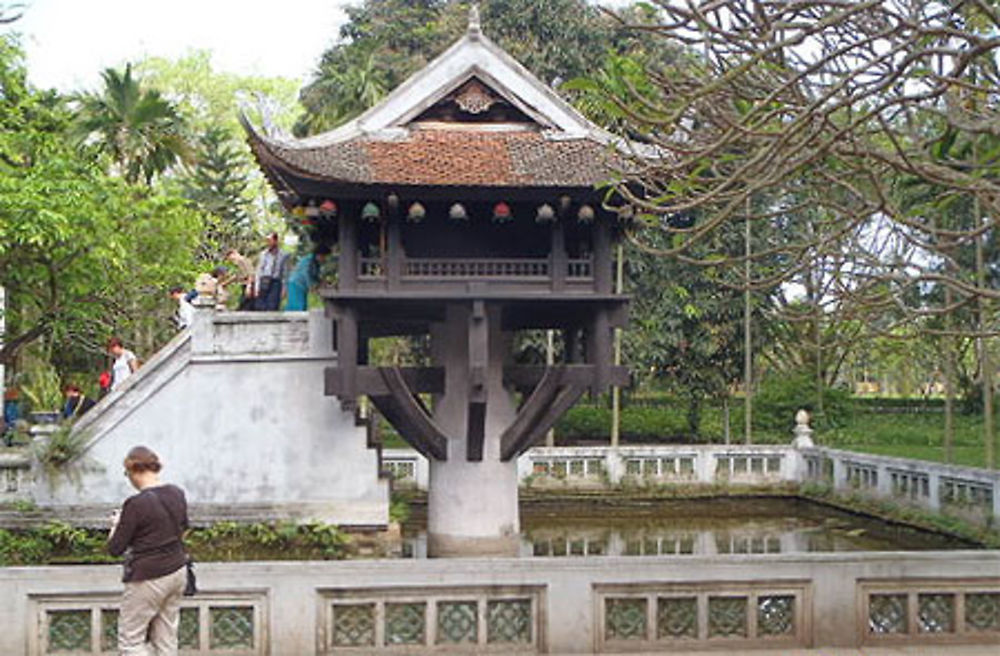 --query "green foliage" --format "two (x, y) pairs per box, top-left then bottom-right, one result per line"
(557, 404), (706, 443)
(138, 50), (301, 236)
(623, 222), (764, 436)
(184, 521), (349, 561)
(0, 521), (110, 566)
(753, 371), (852, 432)
(179, 126), (254, 257)
(0, 35), (205, 366)
(31, 424), (91, 482)
(18, 357), (62, 410)
(296, 0), (640, 136)
(72, 63), (192, 185)
(389, 493), (411, 524)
